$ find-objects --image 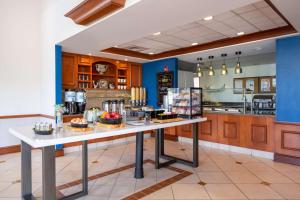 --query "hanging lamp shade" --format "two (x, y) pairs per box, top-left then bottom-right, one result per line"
(208, 55), (215, 76)
(220, 53), (228, 75)
(234, 51), (242, 74)
(196, 57), (203, 77)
